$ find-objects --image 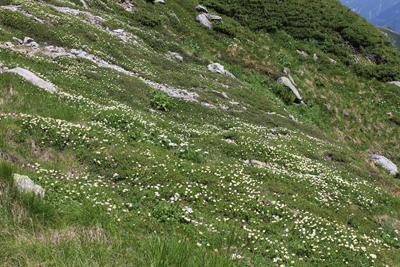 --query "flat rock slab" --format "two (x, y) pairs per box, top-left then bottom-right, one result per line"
(368, 154), (398, 175)
(208, 63), (236, 78)
(387, 81), (400, 87)
(5, 67), (57, 93)
(196, 14), (212, 29)
(13, 173), (45, 197)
